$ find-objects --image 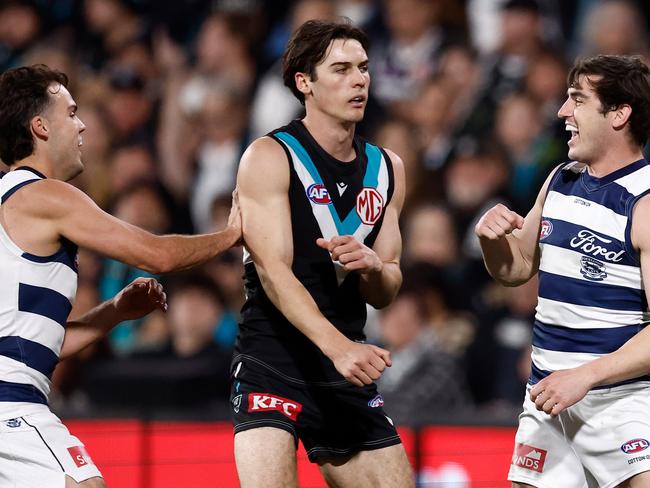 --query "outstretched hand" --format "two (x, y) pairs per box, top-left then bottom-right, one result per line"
(317, 235), (382, 274)
(112, 277), (167, 321)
